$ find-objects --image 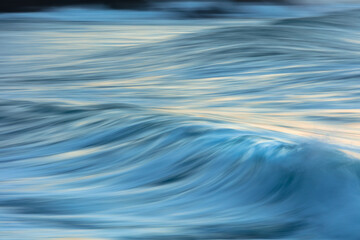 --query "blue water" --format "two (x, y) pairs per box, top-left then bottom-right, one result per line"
(1, 6), (360, 239)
